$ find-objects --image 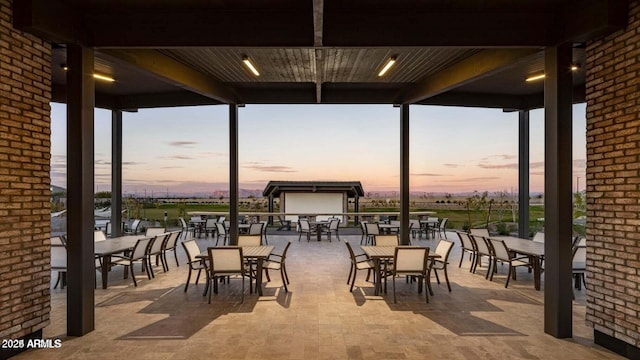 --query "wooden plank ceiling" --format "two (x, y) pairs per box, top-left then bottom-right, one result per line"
(15, 0), (627, 110)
